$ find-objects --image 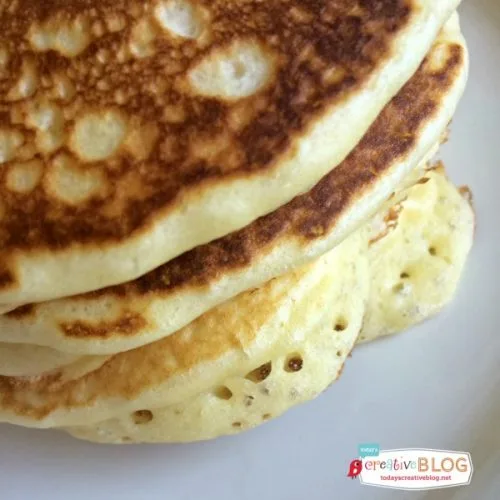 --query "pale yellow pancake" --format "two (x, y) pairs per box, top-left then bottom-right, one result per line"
(0, 162), (473, 405)
(358, 167), (474, 343)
